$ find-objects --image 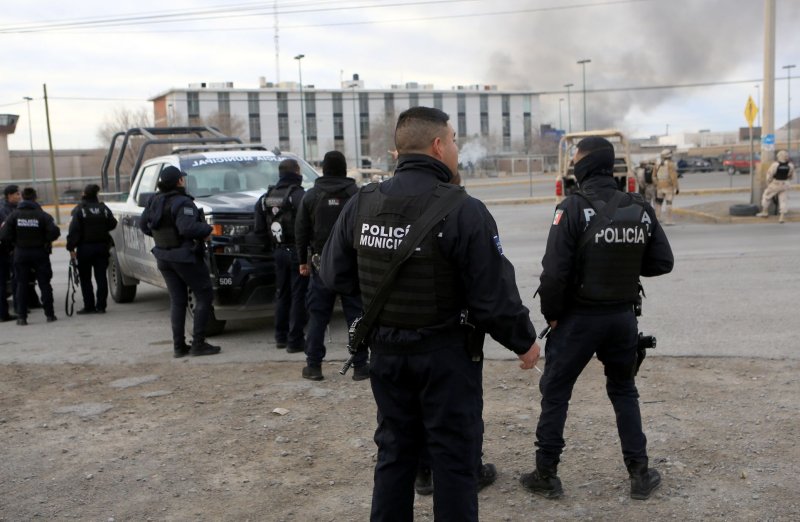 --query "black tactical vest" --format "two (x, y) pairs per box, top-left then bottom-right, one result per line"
(774, 162), (791, 181)
(643, 165), (654, 184)
(79, 202), (110, 243)
(311, 185), (356, 253)
(353, 184), (461, 329)
(151, 195), (181, 249)
(575, 192), (649, 303)
(262, 185), (301, 246)
(14, 208), (47, 248)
